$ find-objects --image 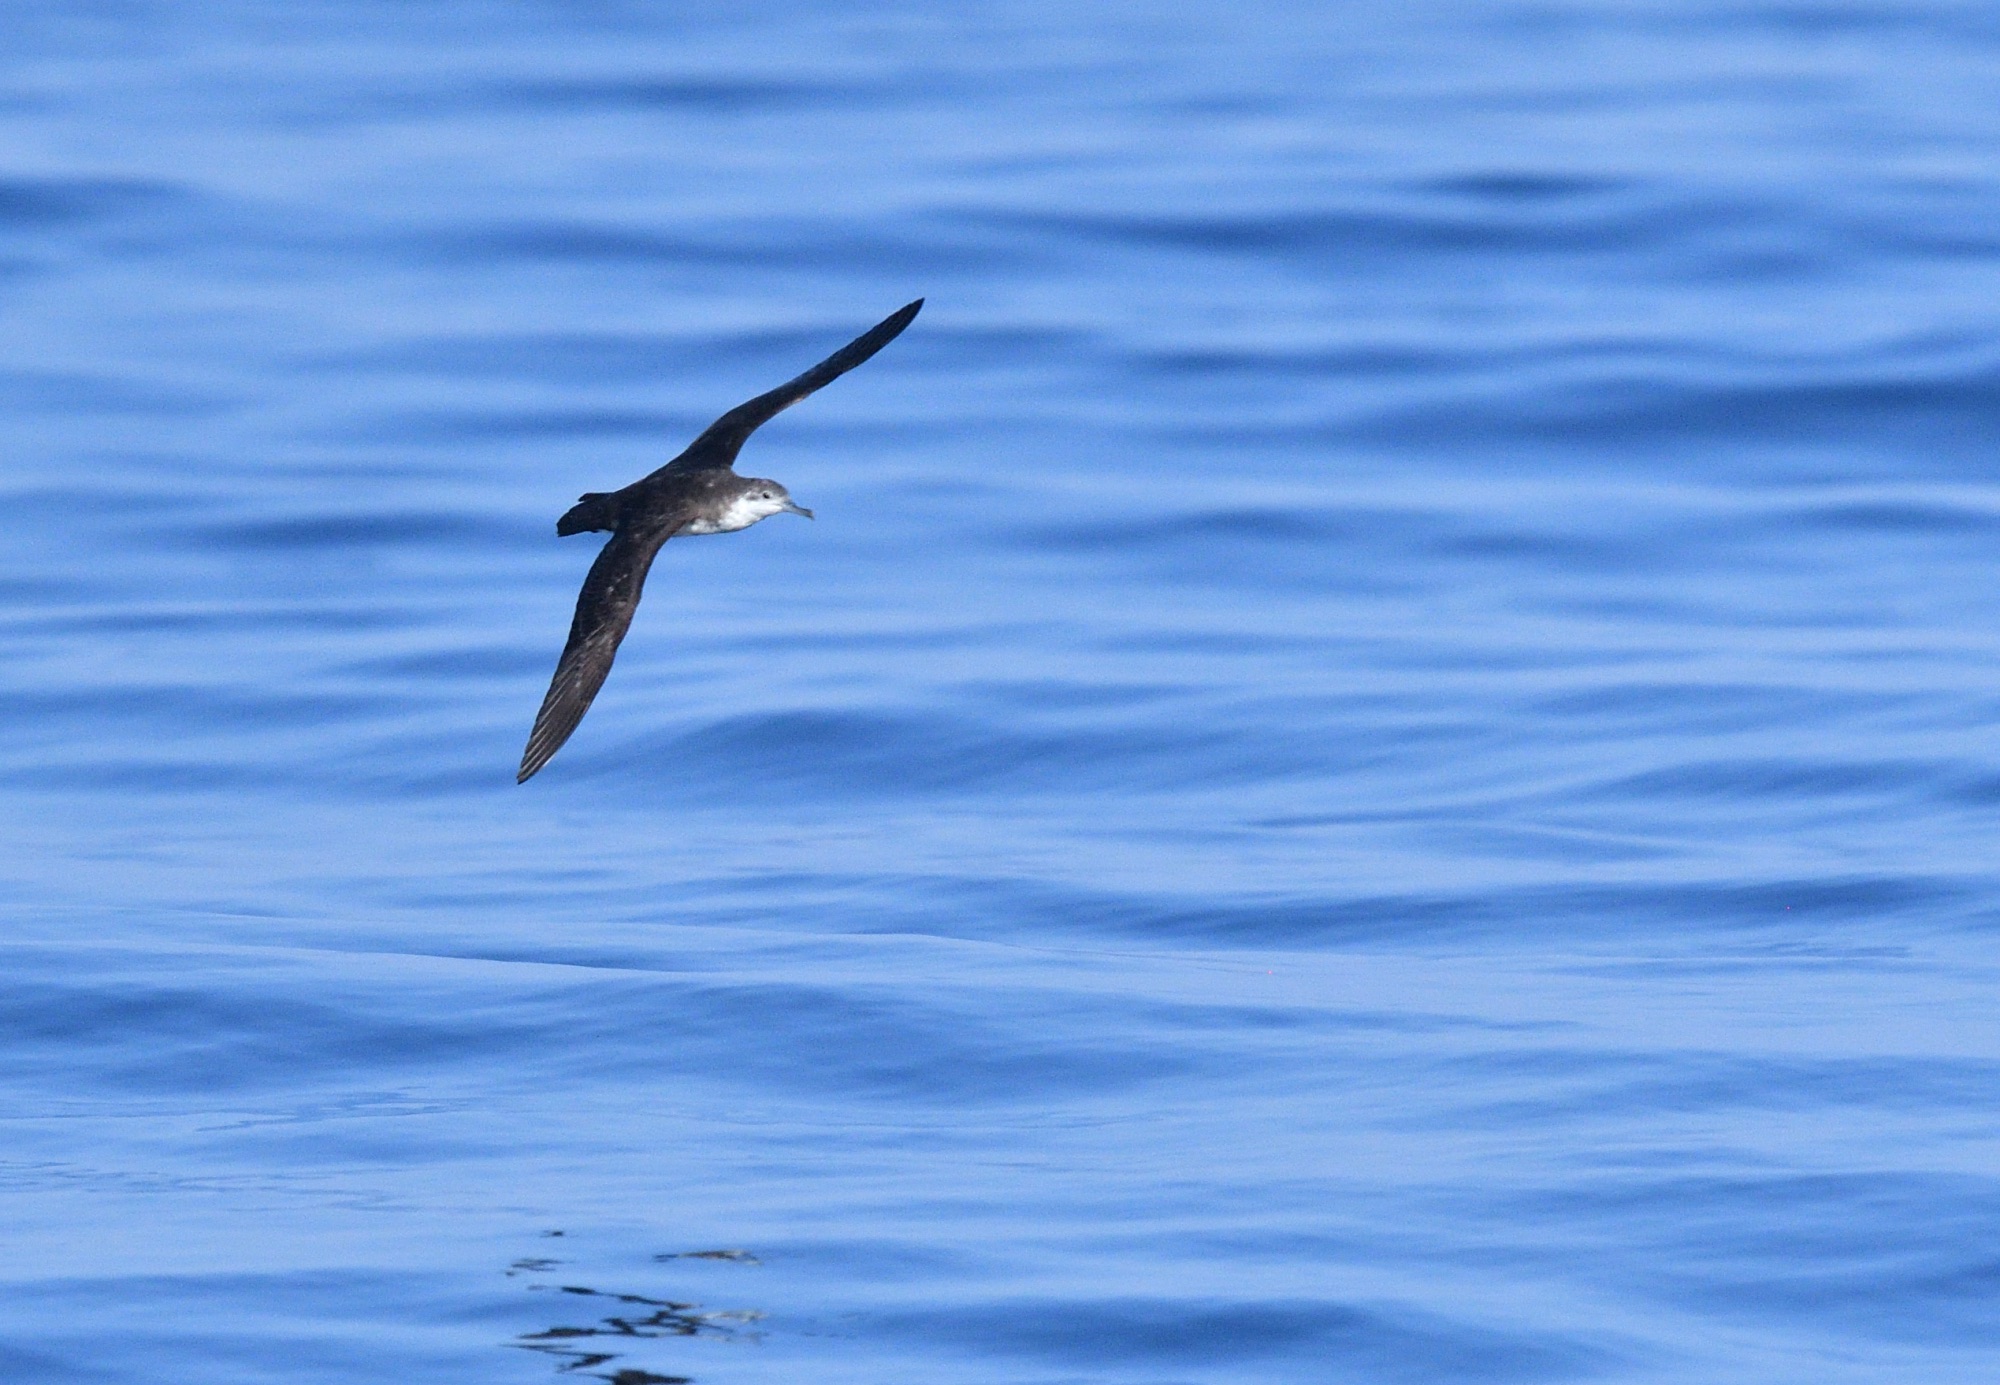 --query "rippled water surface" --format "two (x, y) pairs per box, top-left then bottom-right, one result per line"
(4, 3), (2000, 1382)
